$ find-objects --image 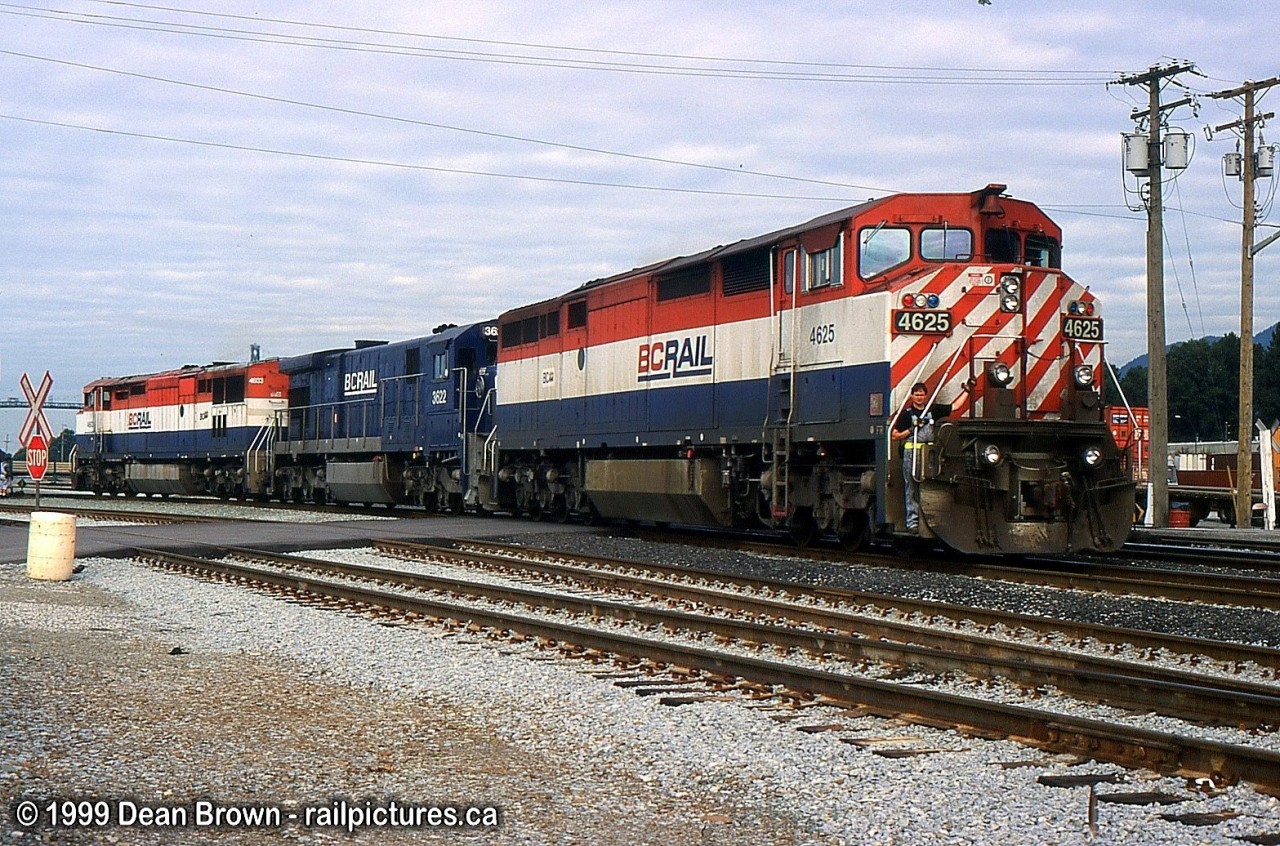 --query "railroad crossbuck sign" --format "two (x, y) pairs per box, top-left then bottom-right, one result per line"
(25, 432), (48, 482)
(19, 371), (54, 449)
